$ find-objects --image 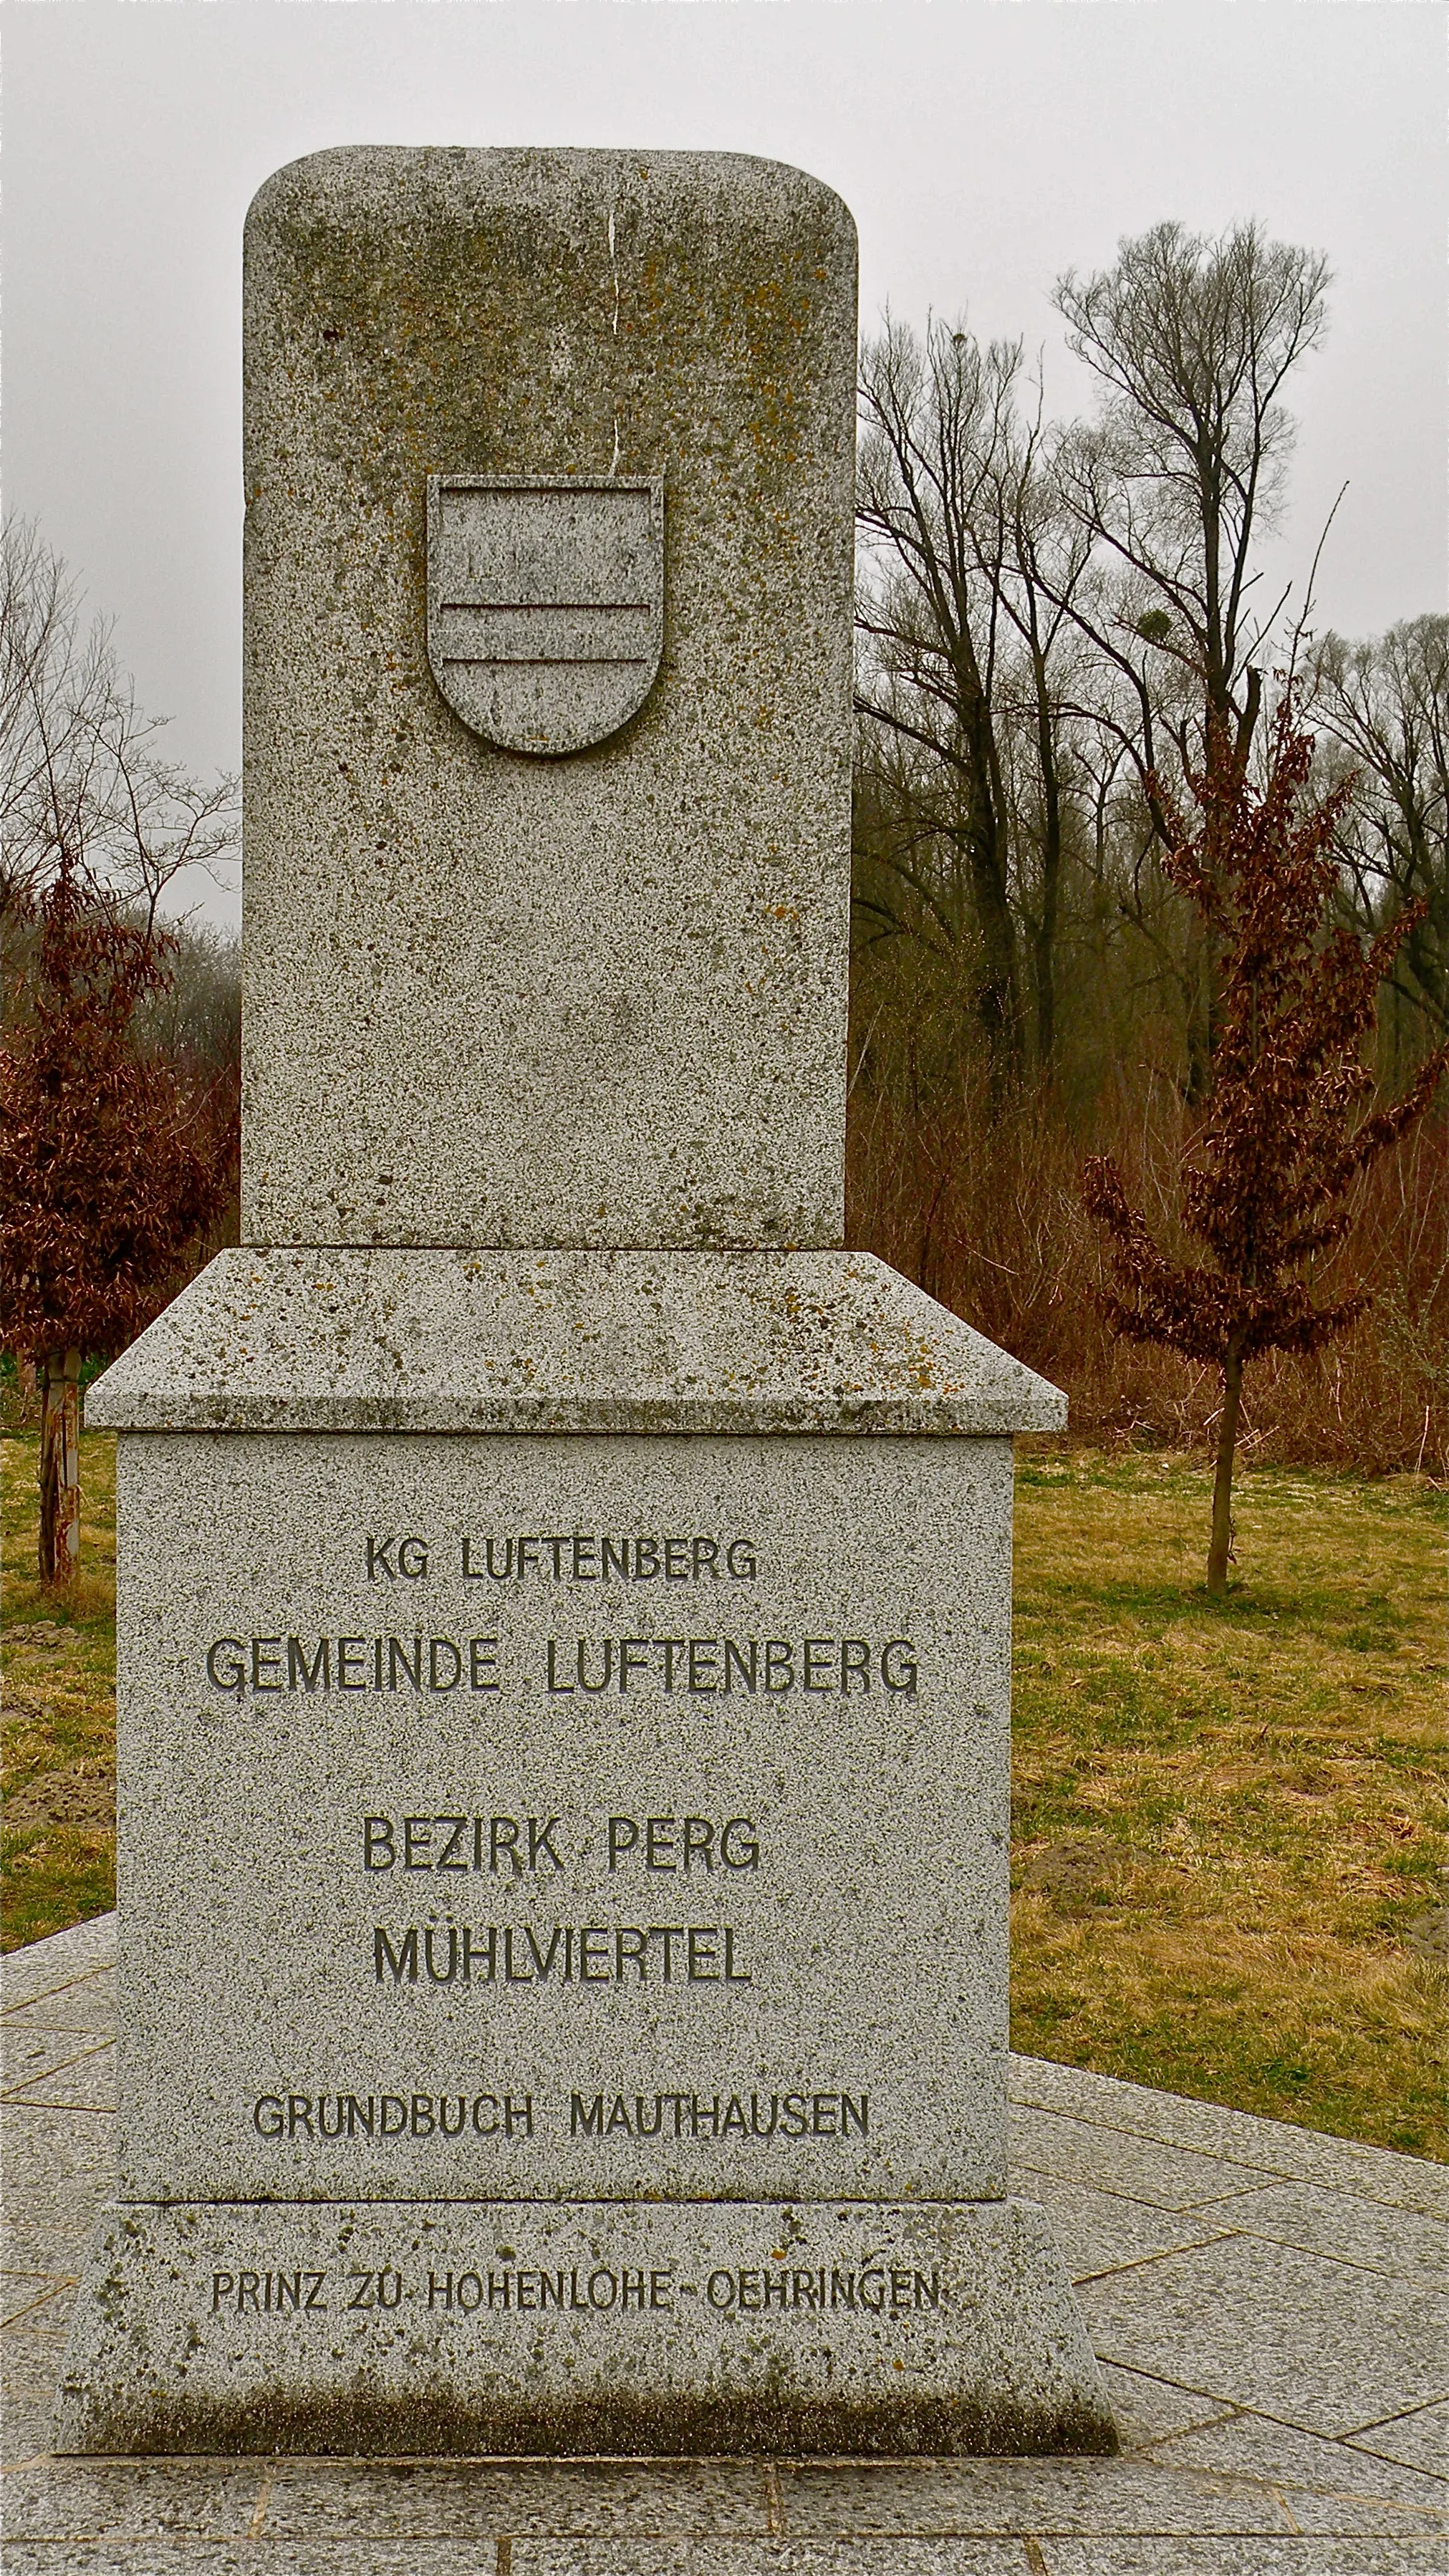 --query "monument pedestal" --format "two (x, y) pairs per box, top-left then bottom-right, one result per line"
(59, 1252), (1112, 2456)
(58, 2196), (1107, 2457)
